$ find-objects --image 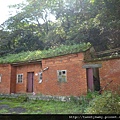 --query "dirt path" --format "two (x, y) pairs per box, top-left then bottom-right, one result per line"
(0, 104), (26, 114)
